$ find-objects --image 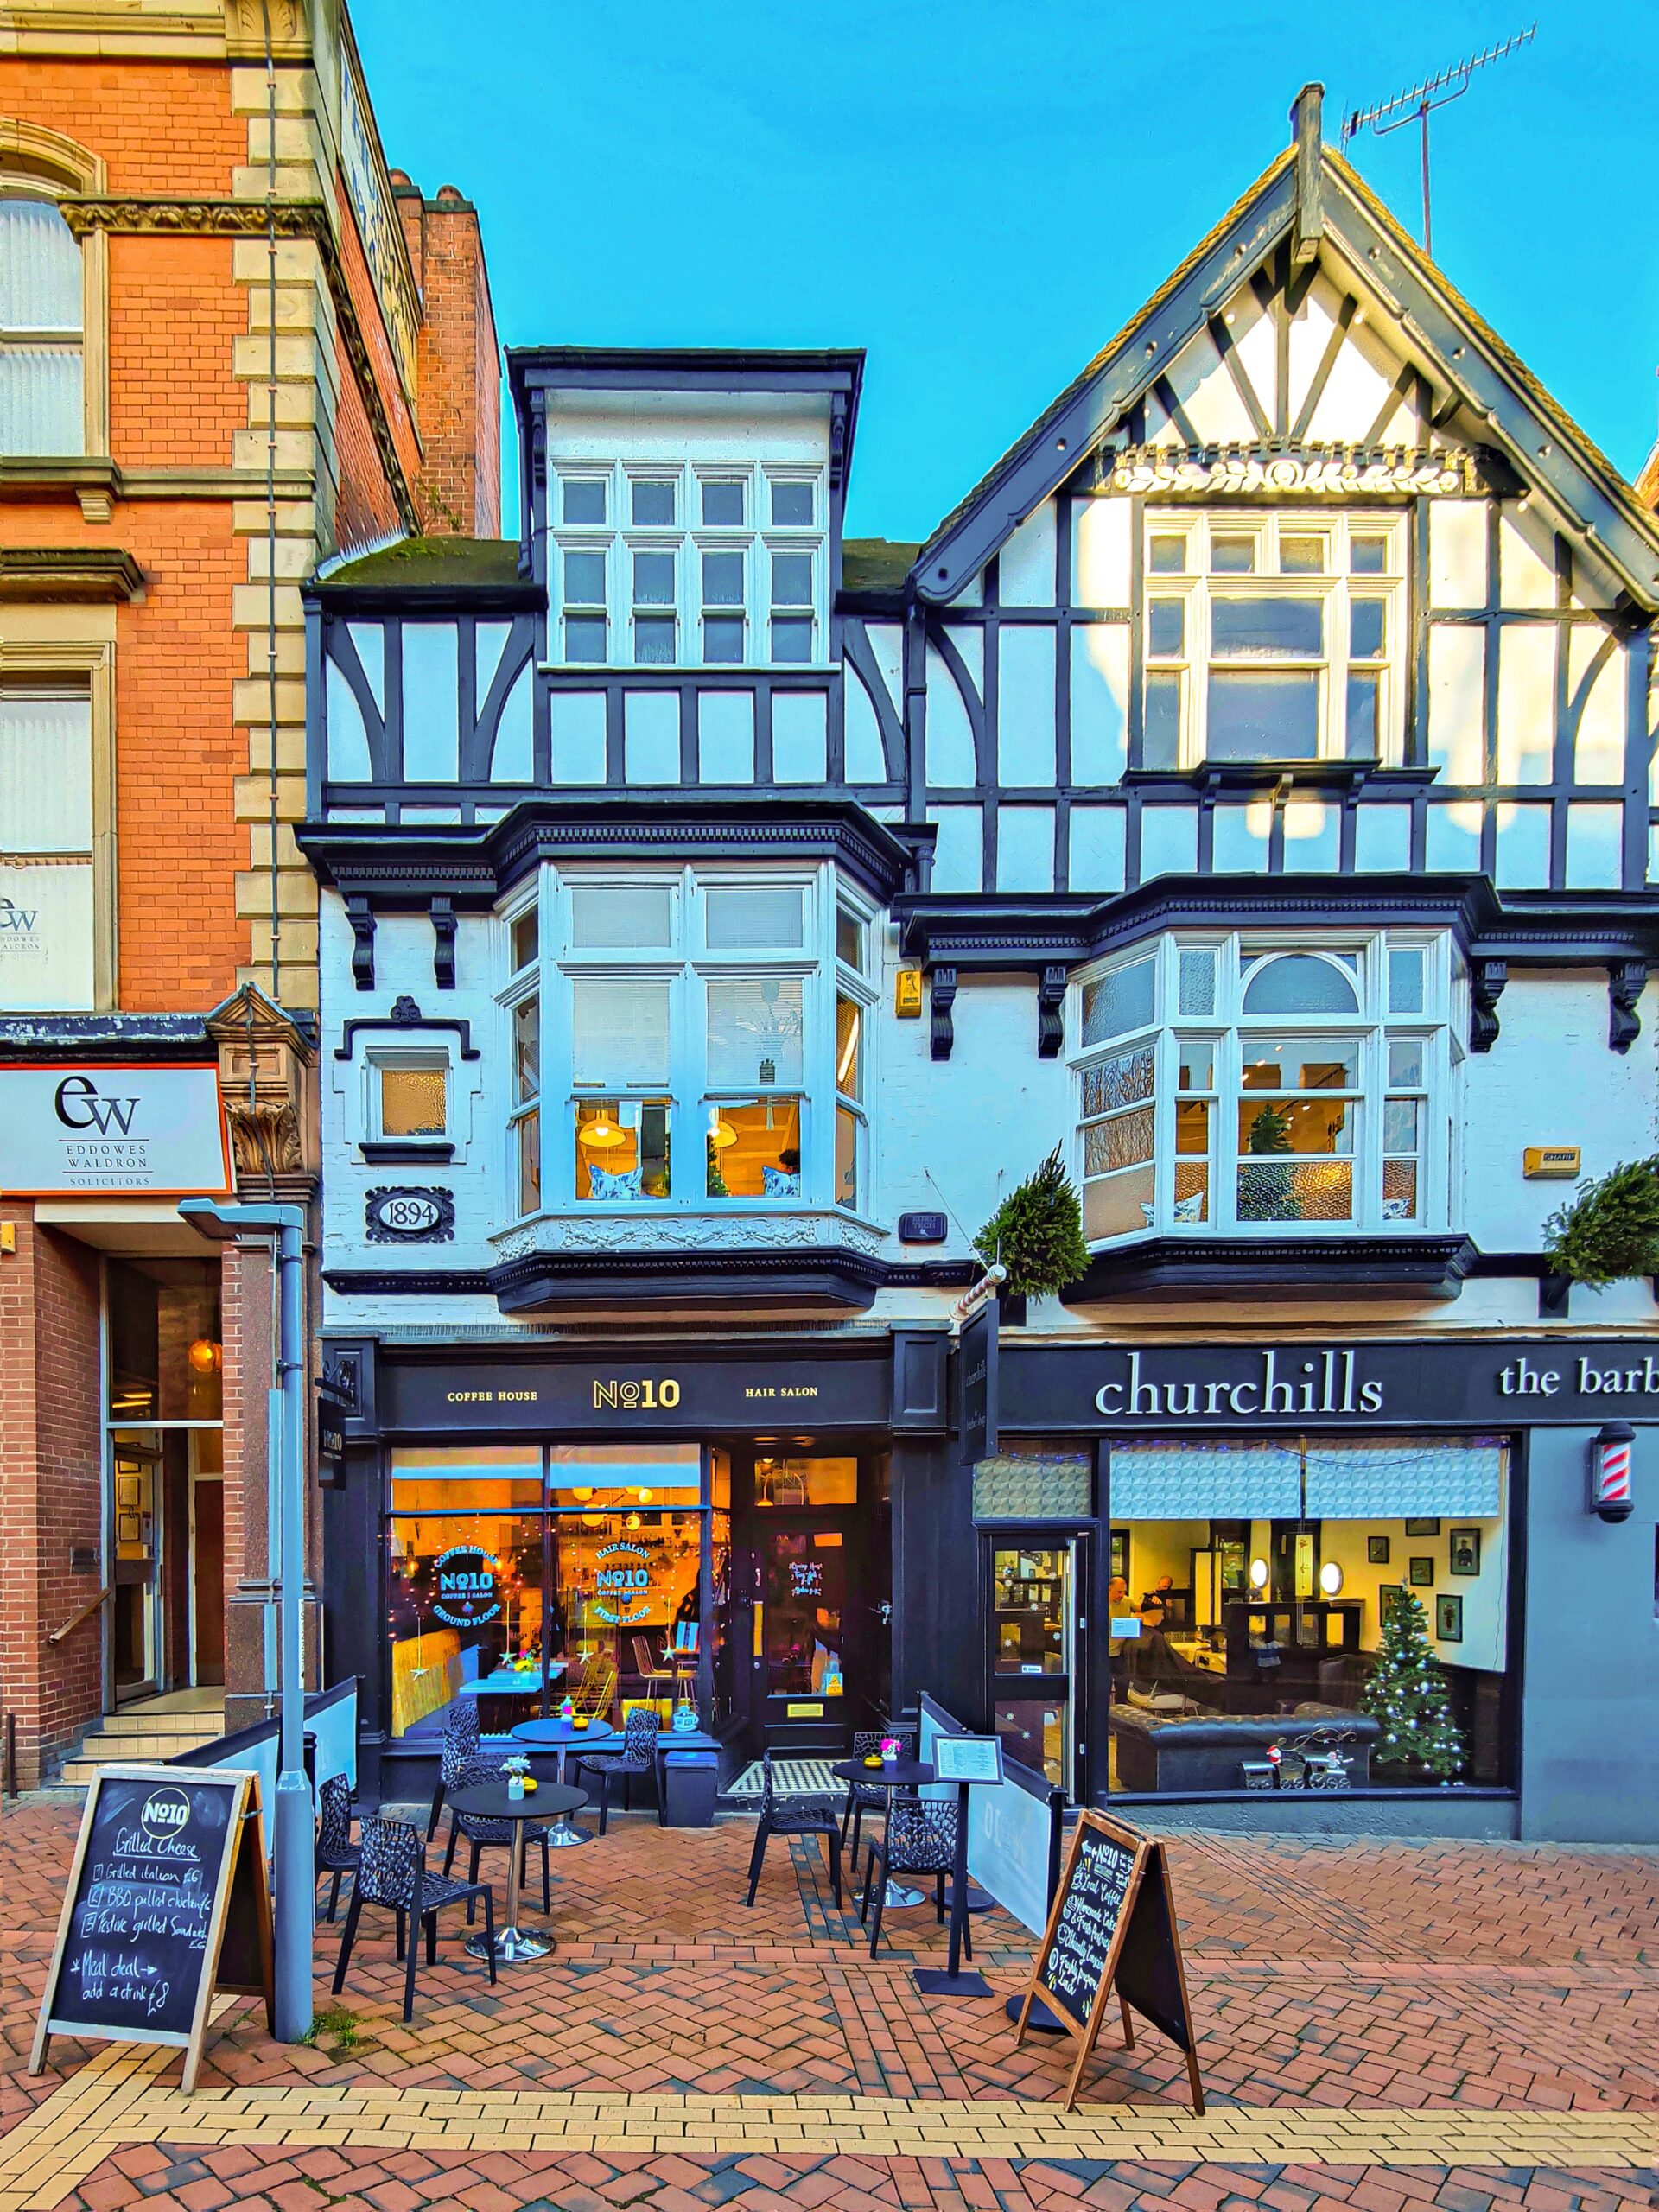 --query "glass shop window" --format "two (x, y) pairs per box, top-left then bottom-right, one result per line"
(545, 1442), (702, 1508)
(760, 1525), (846, 1695)
(375, 1057), (448, 1140)
(105, 1257), (224, 1423)
(387, 1510), (545, 1742)
(1104, 1433), (1511, 1796)
(753, 1454), (857, 1507)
